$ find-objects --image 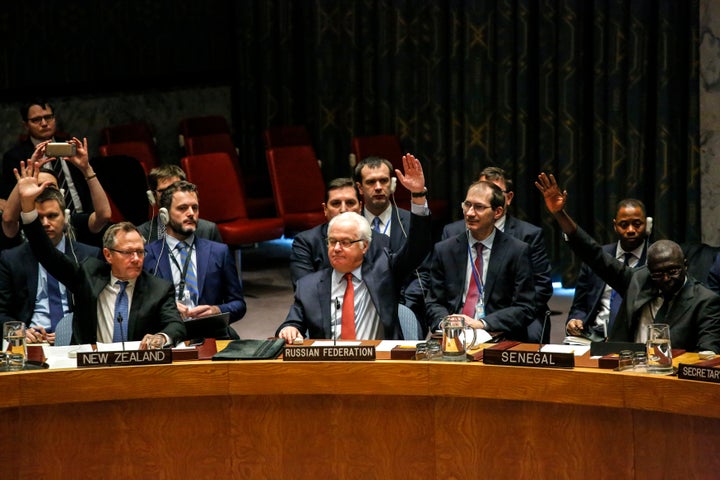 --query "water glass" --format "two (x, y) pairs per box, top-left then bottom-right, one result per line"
(647, 323), (673, 374)
(3, 321), (26, 371)
(633, 351), (648, 372)
(617, 350), (634, 371)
